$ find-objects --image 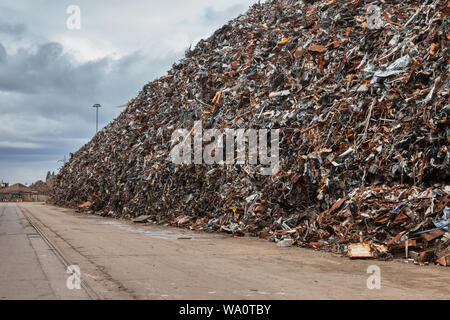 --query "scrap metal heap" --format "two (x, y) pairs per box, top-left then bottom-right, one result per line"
(30, 180), (52, 196)
(52, 0), (450, 264)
